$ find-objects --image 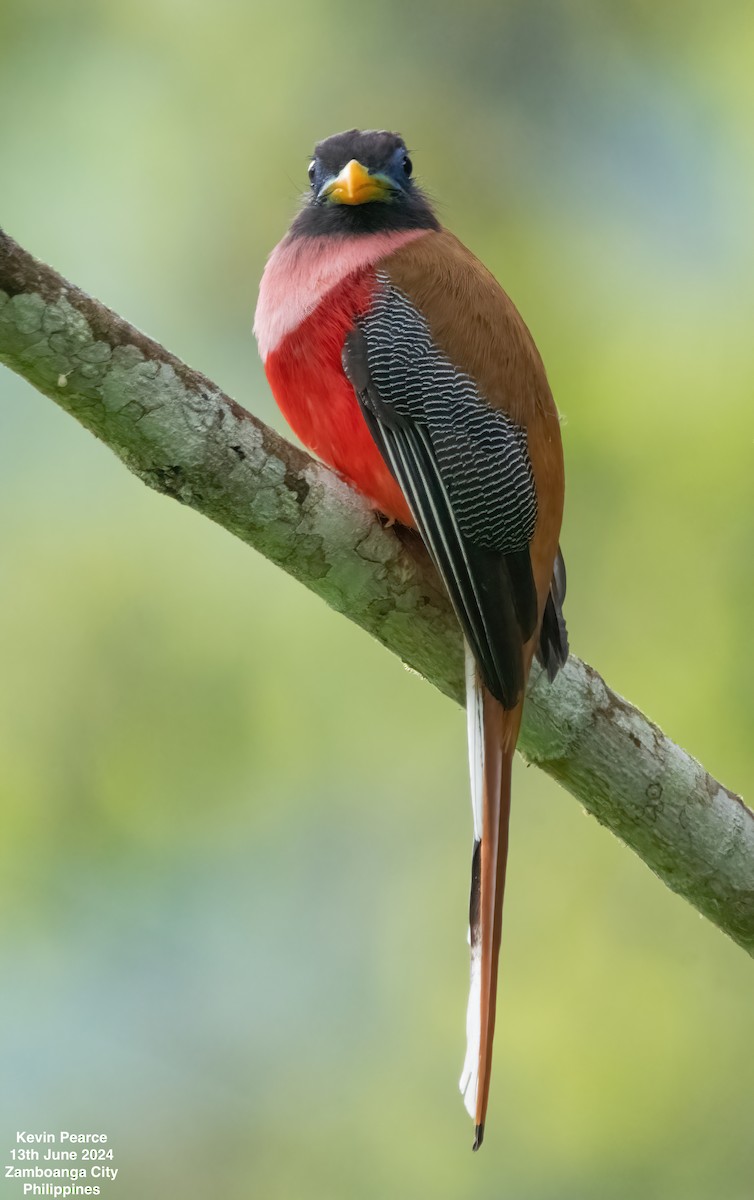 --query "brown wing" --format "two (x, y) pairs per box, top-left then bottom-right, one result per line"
(342, 275), (539, 709)
(382, 228), (565, 631)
